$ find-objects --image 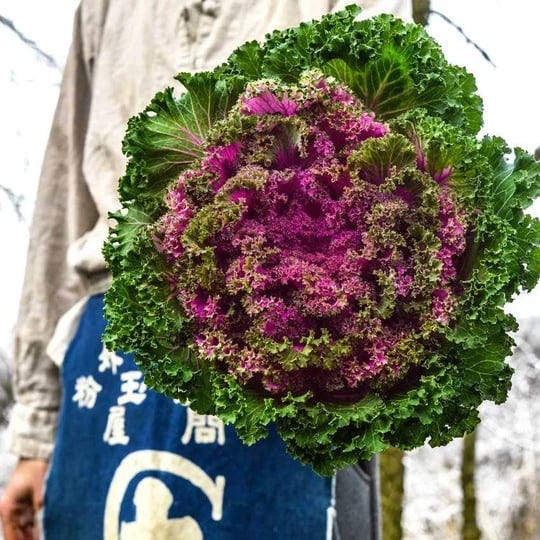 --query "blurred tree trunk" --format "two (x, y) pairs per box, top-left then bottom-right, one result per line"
(461, 431), (481, 540)
(412, 0), (430, 26)
(380, 447), (404, 540)
(510, 491), (537, 540)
